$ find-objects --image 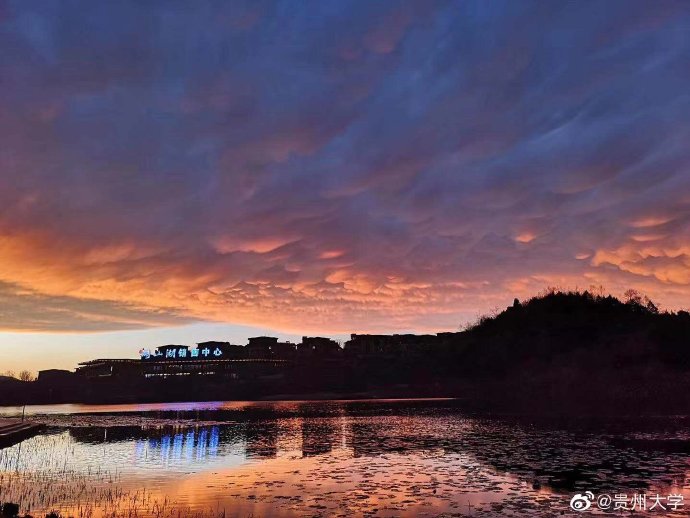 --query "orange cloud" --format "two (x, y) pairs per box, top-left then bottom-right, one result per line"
(319, 250), (345, 260)
(629, 216), (674, 228)
(515, 232), (536, 244)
